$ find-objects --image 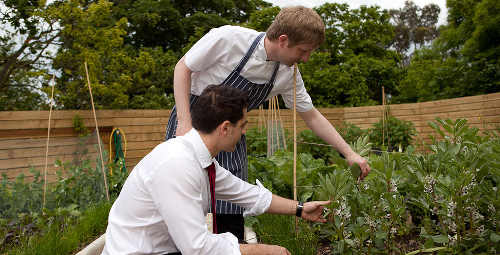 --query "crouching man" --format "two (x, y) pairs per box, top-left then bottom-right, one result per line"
(102, 85), (330, 255)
